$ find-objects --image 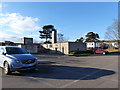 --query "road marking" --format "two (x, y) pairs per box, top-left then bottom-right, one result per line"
(22, 75), (55, 87)
(60, 69), (102, 88)
(101, 76), (118, 82)
(60, 62), (118, 88)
